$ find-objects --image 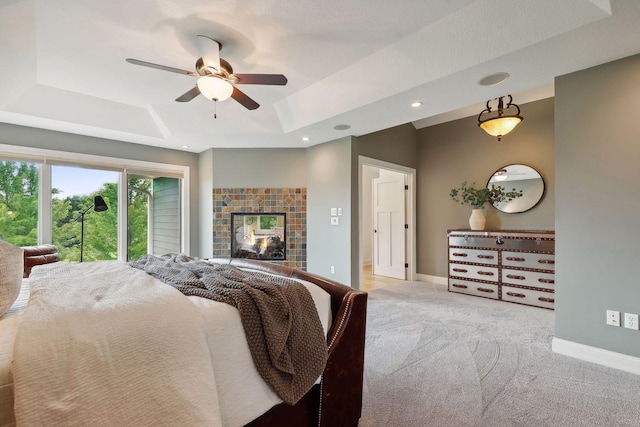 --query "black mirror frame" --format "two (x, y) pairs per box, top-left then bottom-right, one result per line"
(486, 164), (545, 214)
